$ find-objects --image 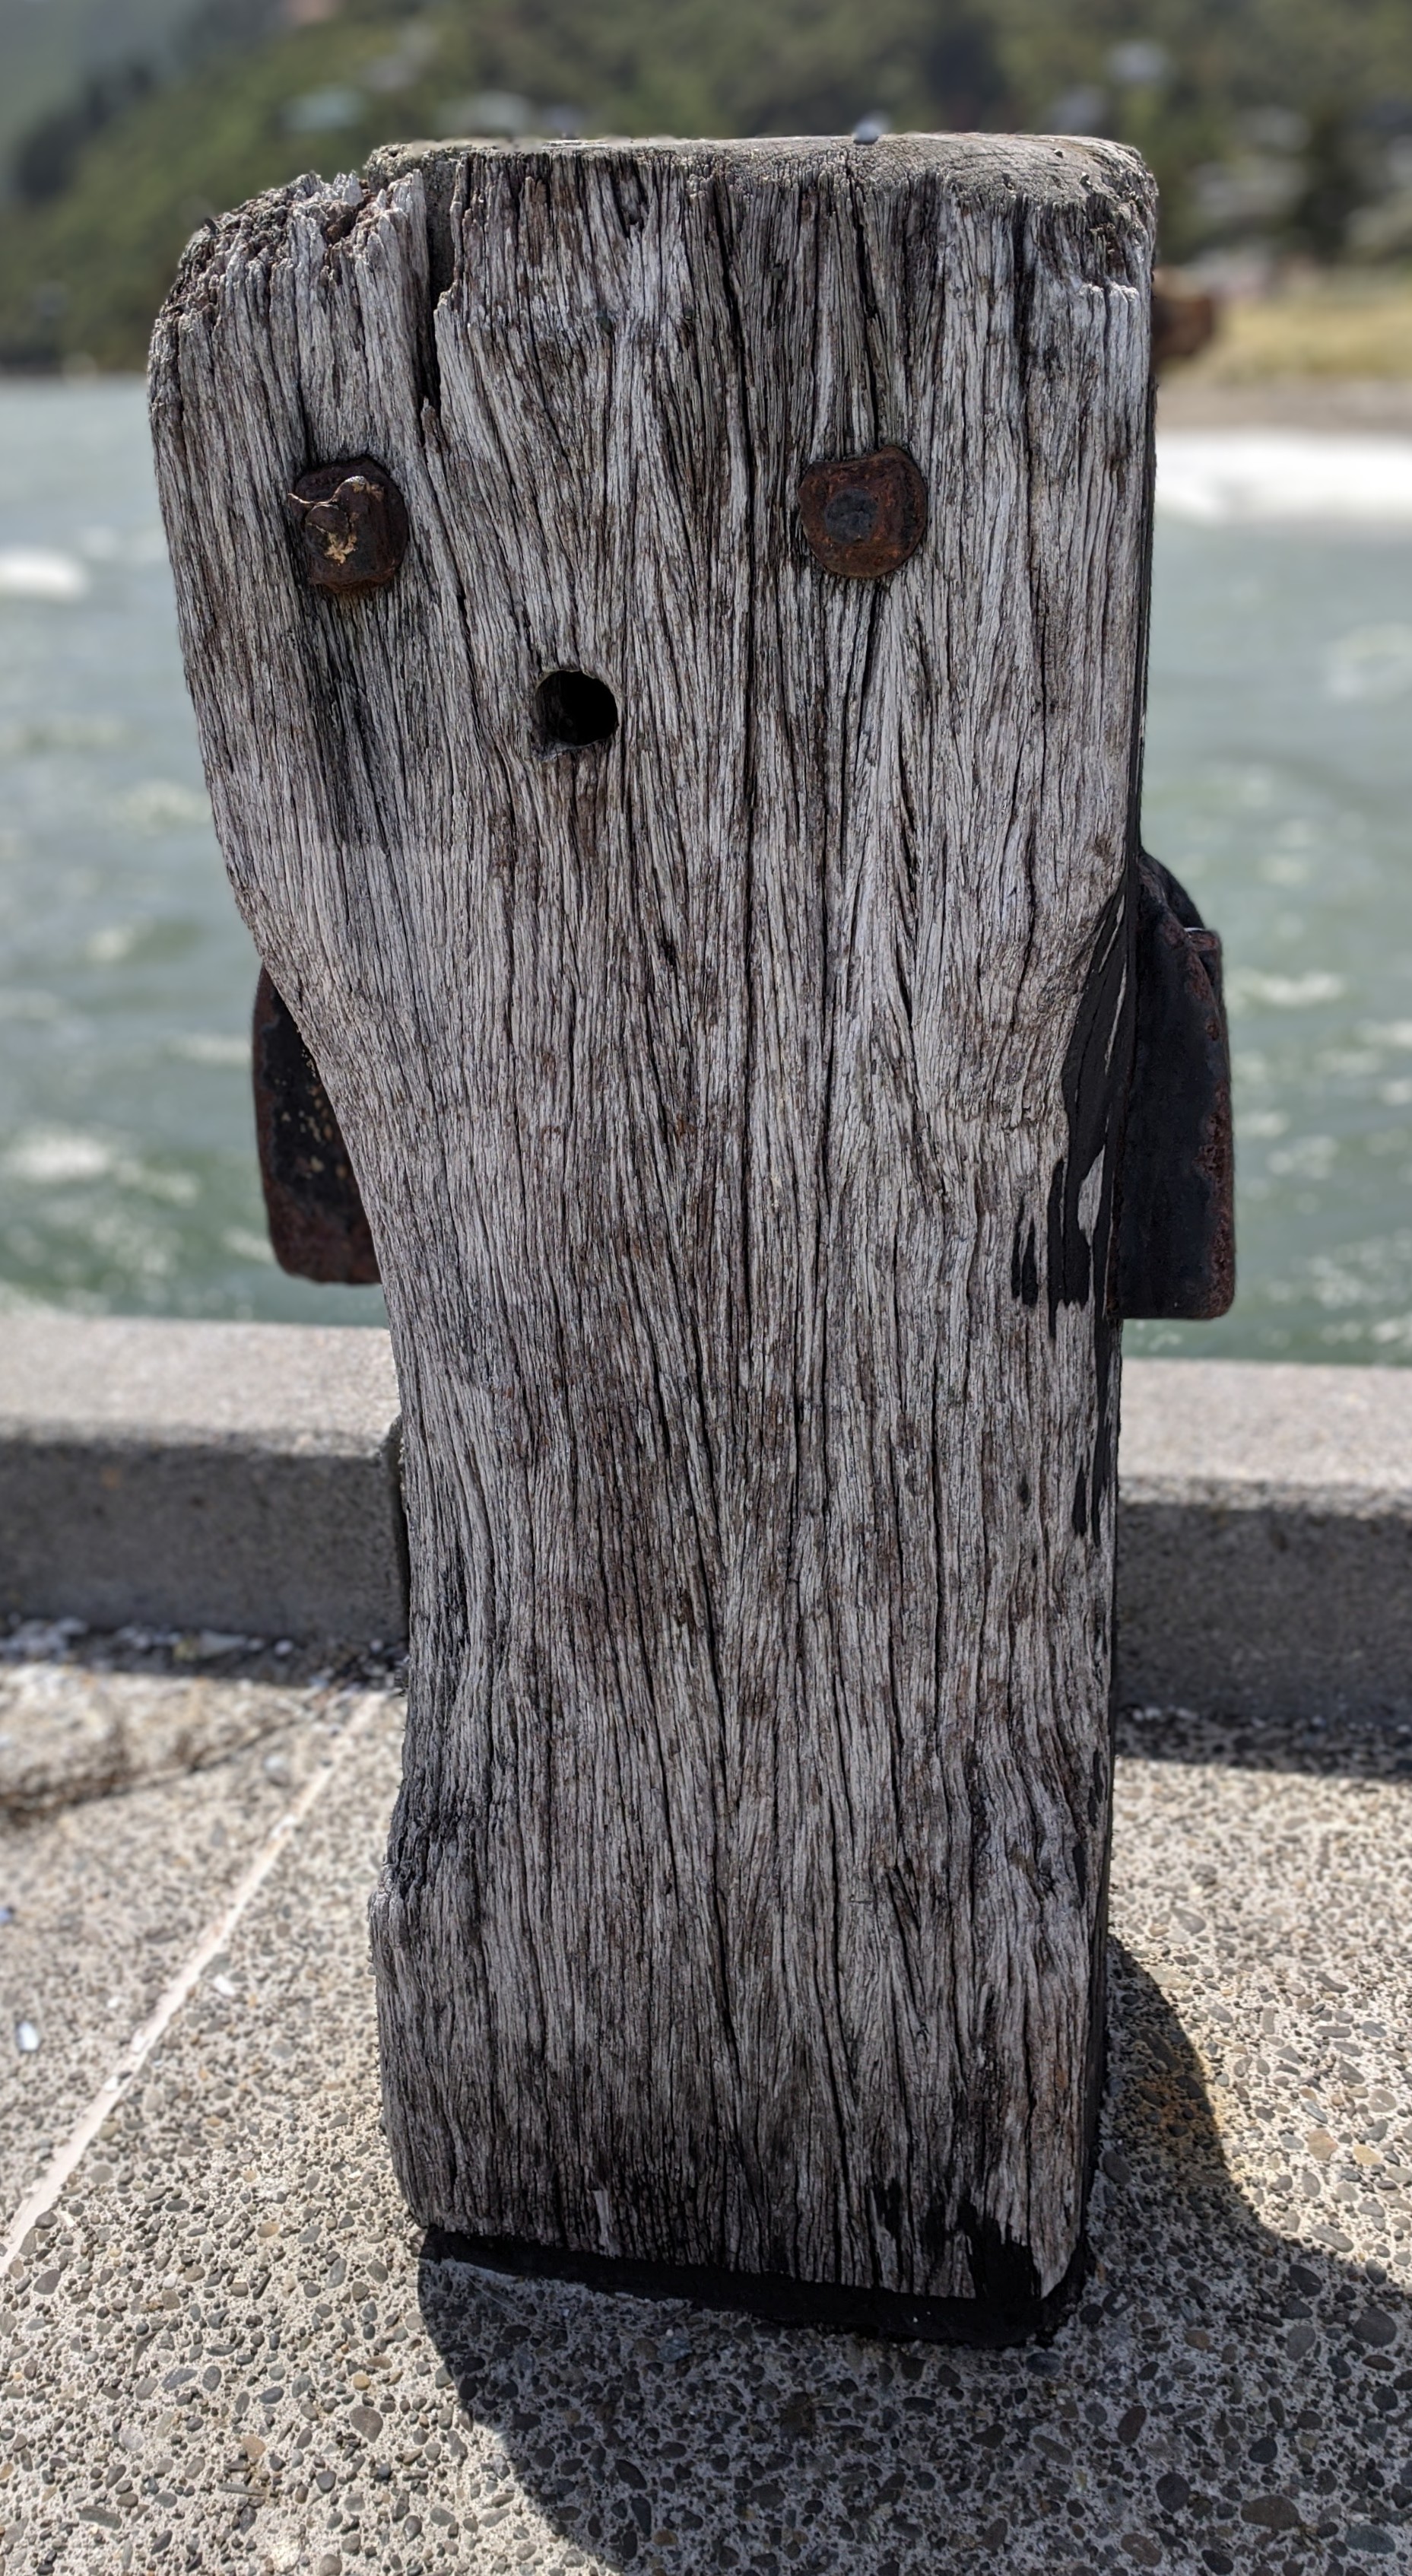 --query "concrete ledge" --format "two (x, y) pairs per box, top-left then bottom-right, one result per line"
(0, 1318), (406, 1643)
(1117, 1358), (1412, 1723)
(3, 1324), (1411, 1713)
